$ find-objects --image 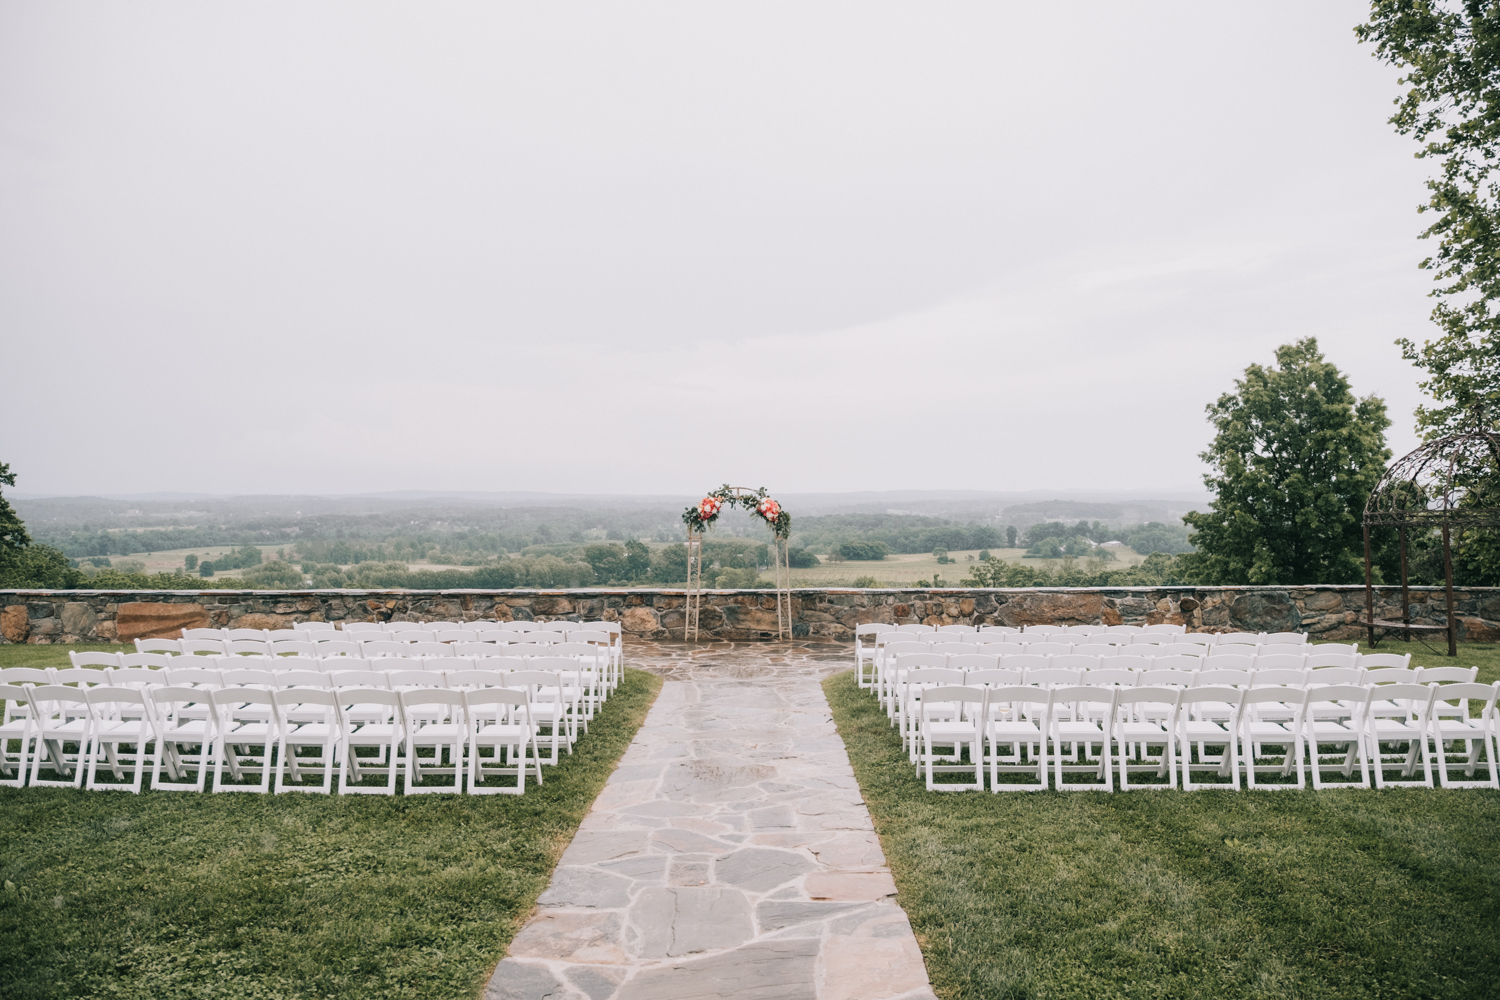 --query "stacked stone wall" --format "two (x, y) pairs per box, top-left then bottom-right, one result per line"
(4, 585), (1499, 644)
